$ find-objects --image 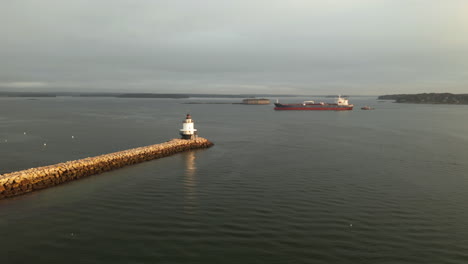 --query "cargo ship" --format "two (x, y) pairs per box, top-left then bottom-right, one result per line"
(274, 96), (353, 111)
